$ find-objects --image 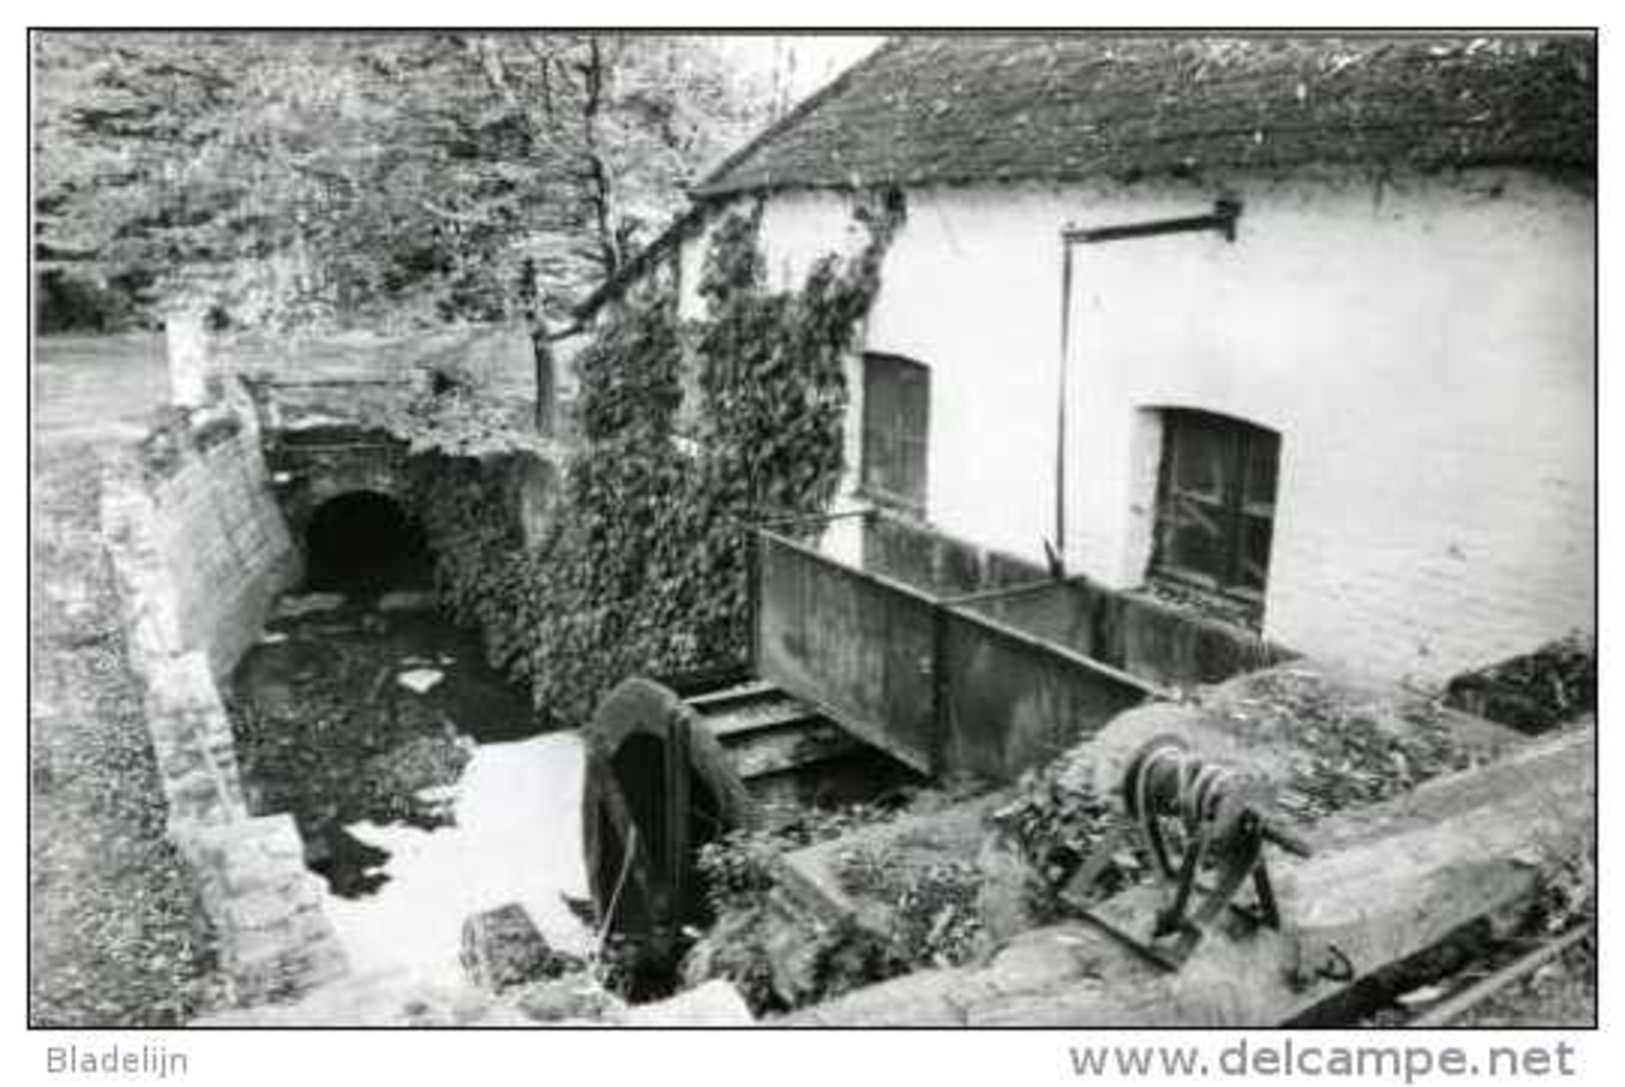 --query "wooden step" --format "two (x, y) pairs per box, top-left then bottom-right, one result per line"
(684, 678), (872, 782)
(728, 718), (865, 779)
(683, 678), (779, 712)
(699, 694), (823, 741)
